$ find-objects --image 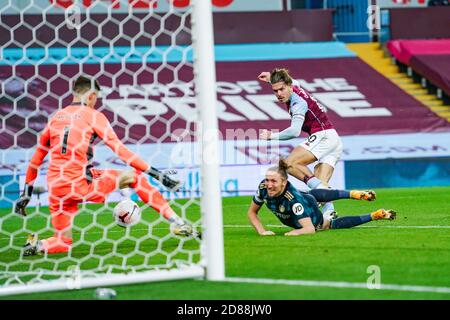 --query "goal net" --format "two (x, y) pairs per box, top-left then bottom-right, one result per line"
(0, 0), (223, 296)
